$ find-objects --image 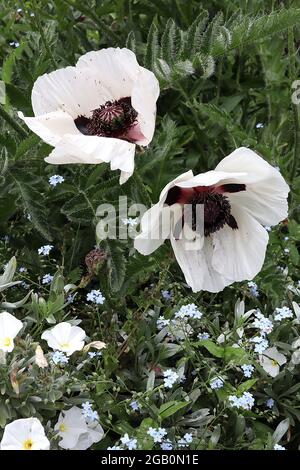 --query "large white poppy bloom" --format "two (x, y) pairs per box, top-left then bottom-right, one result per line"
(259, 347), (287, 377)
(41, 322), (86, 356)
(55, 406), (104, 450)
(134, 148), (289, 293)
(0, 311), (23, 353)
(0, 418), (50, 450)
(18, 48), (159, 184)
